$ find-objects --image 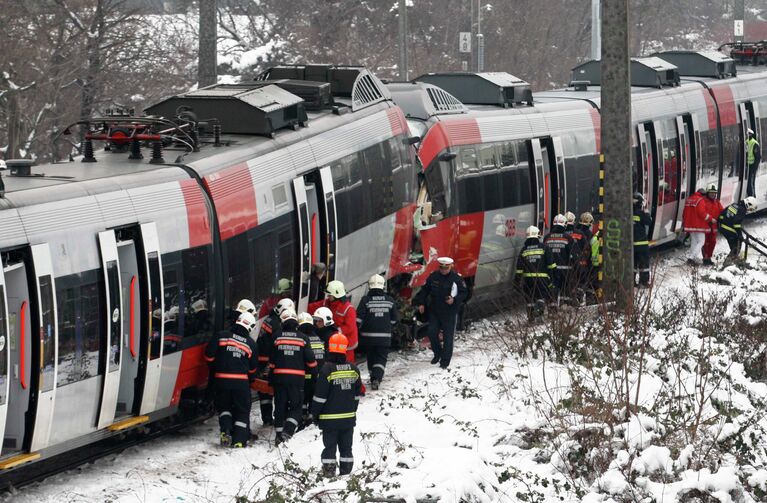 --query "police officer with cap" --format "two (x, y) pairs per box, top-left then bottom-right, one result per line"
(414, 257), (468, 369)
